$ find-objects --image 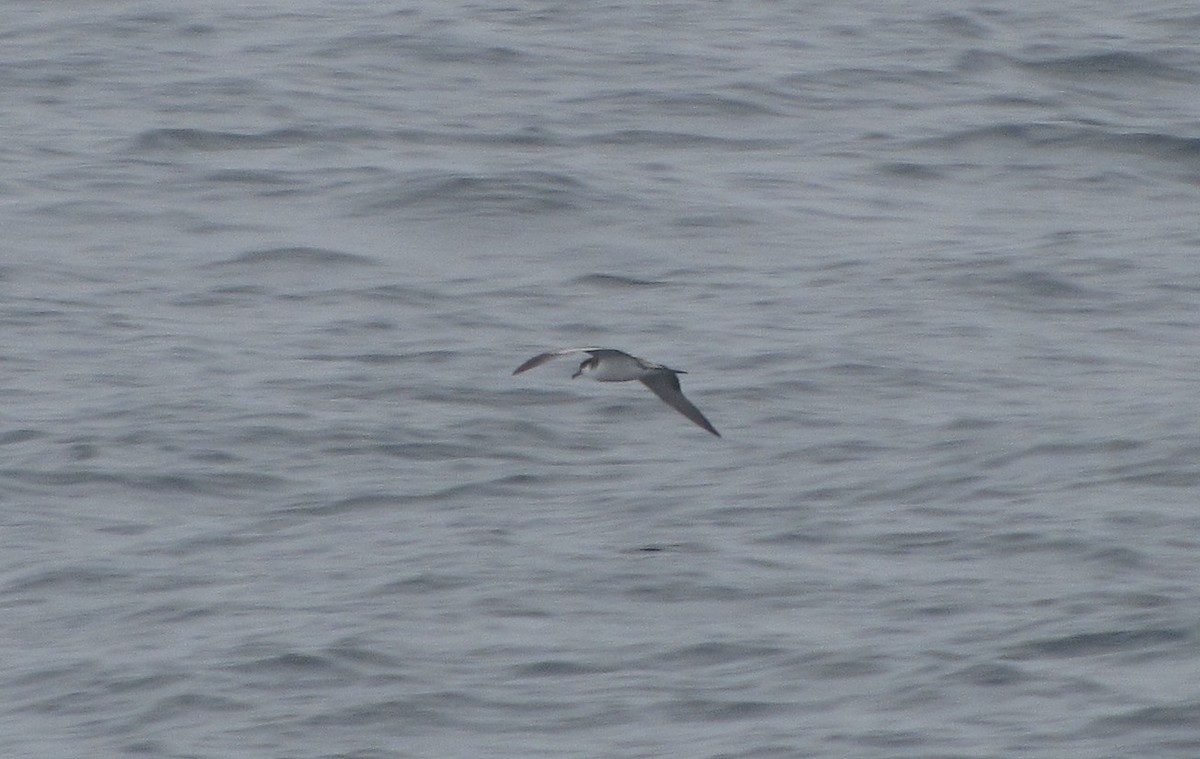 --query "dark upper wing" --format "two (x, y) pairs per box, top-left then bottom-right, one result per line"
(639, 371), (720, 437)
(512, 348), (598, 375)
